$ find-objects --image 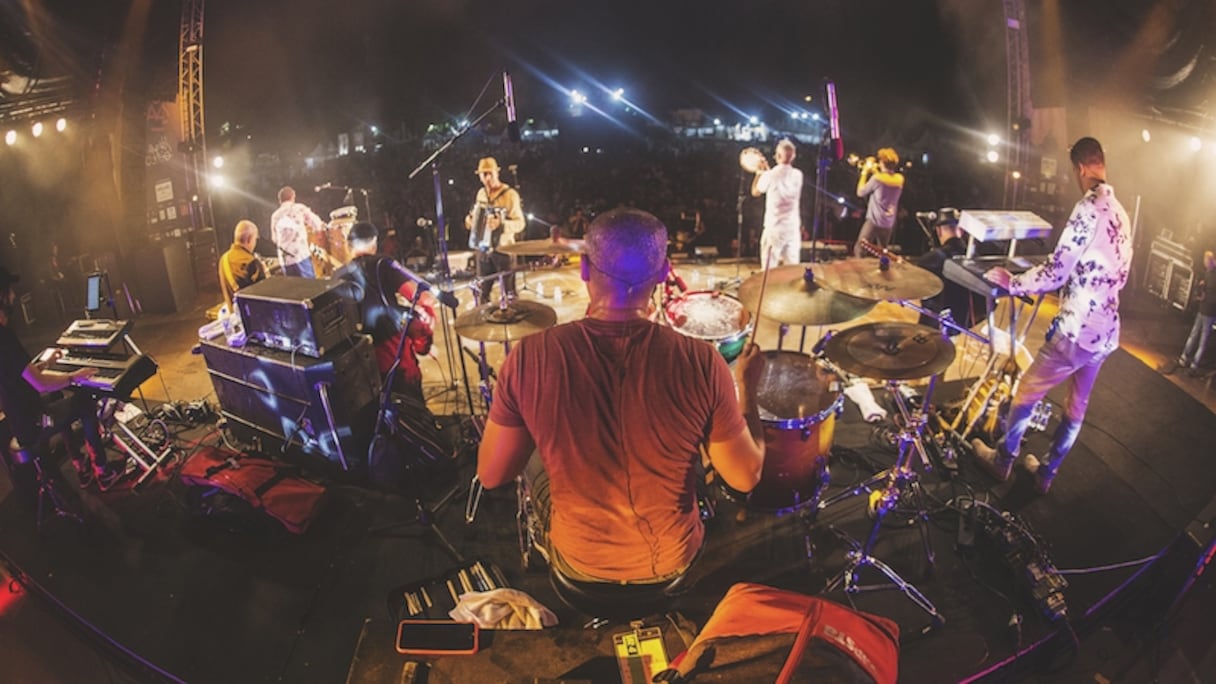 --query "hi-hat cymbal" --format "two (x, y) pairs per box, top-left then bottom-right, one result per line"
(815, 258), (943, 301)
(454, 300), (558, 342)
(737, 265), (876, 326)
(823, 322), (956, 380)
(498, 237), (586, 256)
